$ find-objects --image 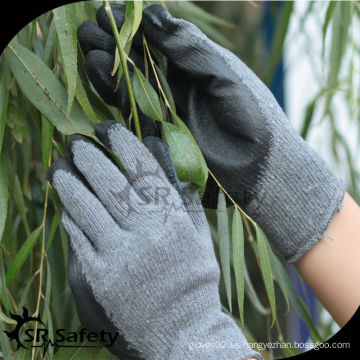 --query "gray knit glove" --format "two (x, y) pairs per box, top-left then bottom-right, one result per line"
(78, 4), (346, 264)
(47, 121), (261, 360)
